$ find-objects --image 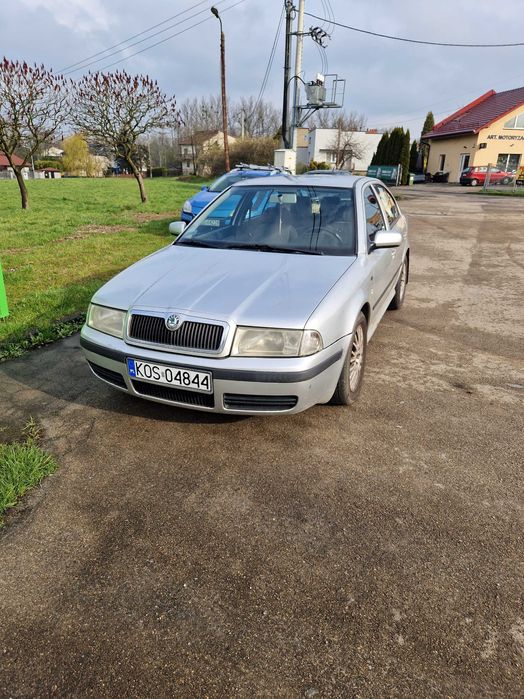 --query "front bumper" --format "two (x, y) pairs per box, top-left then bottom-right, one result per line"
(80, 326), (348, 415)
